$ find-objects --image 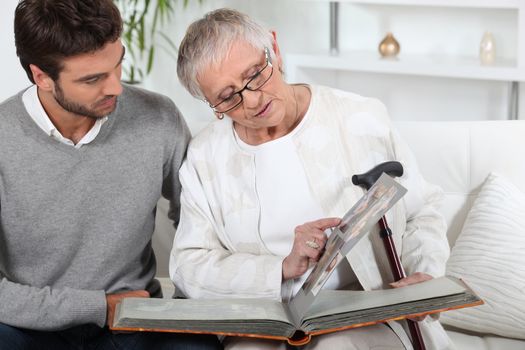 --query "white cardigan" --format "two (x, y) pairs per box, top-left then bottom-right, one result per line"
(170, 85), (453, 349)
